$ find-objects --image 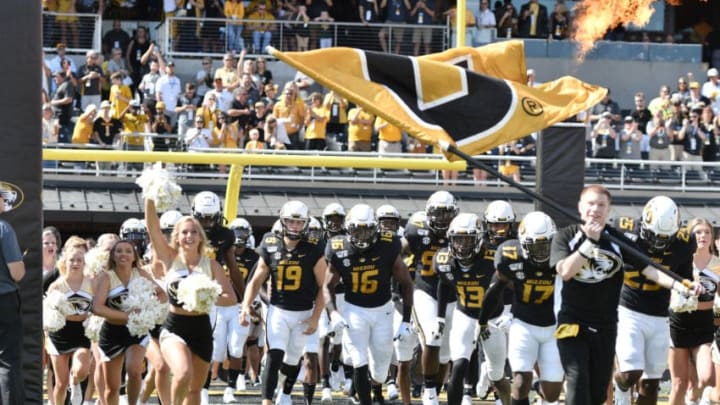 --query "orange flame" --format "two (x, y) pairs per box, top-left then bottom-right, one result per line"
(572, 0), (656, 61)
